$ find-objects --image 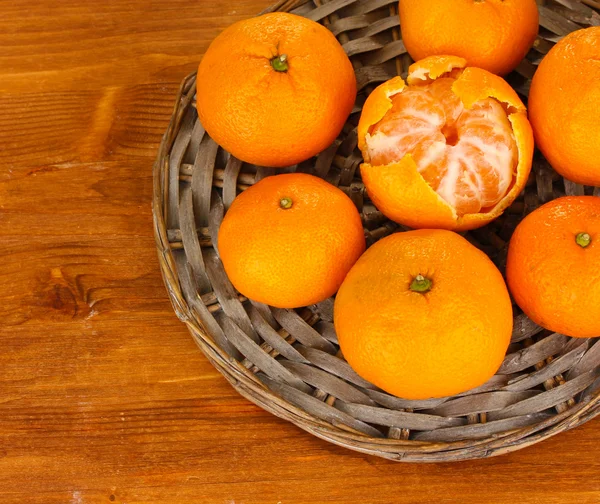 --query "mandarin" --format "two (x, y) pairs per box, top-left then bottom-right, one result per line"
(399, 0), (539, 76)
(506, 196), (600, 338)
(334, 229), (512, 400)
(218, 173), (365, 309)
(196, 13), (356, 168)
(358, 56), (534, 231)
(528, 27), (600, 186)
